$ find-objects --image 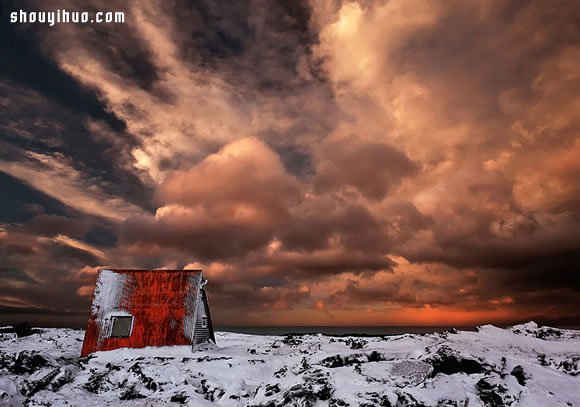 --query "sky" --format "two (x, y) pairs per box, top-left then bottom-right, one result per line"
(0, 0), (579, 327)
